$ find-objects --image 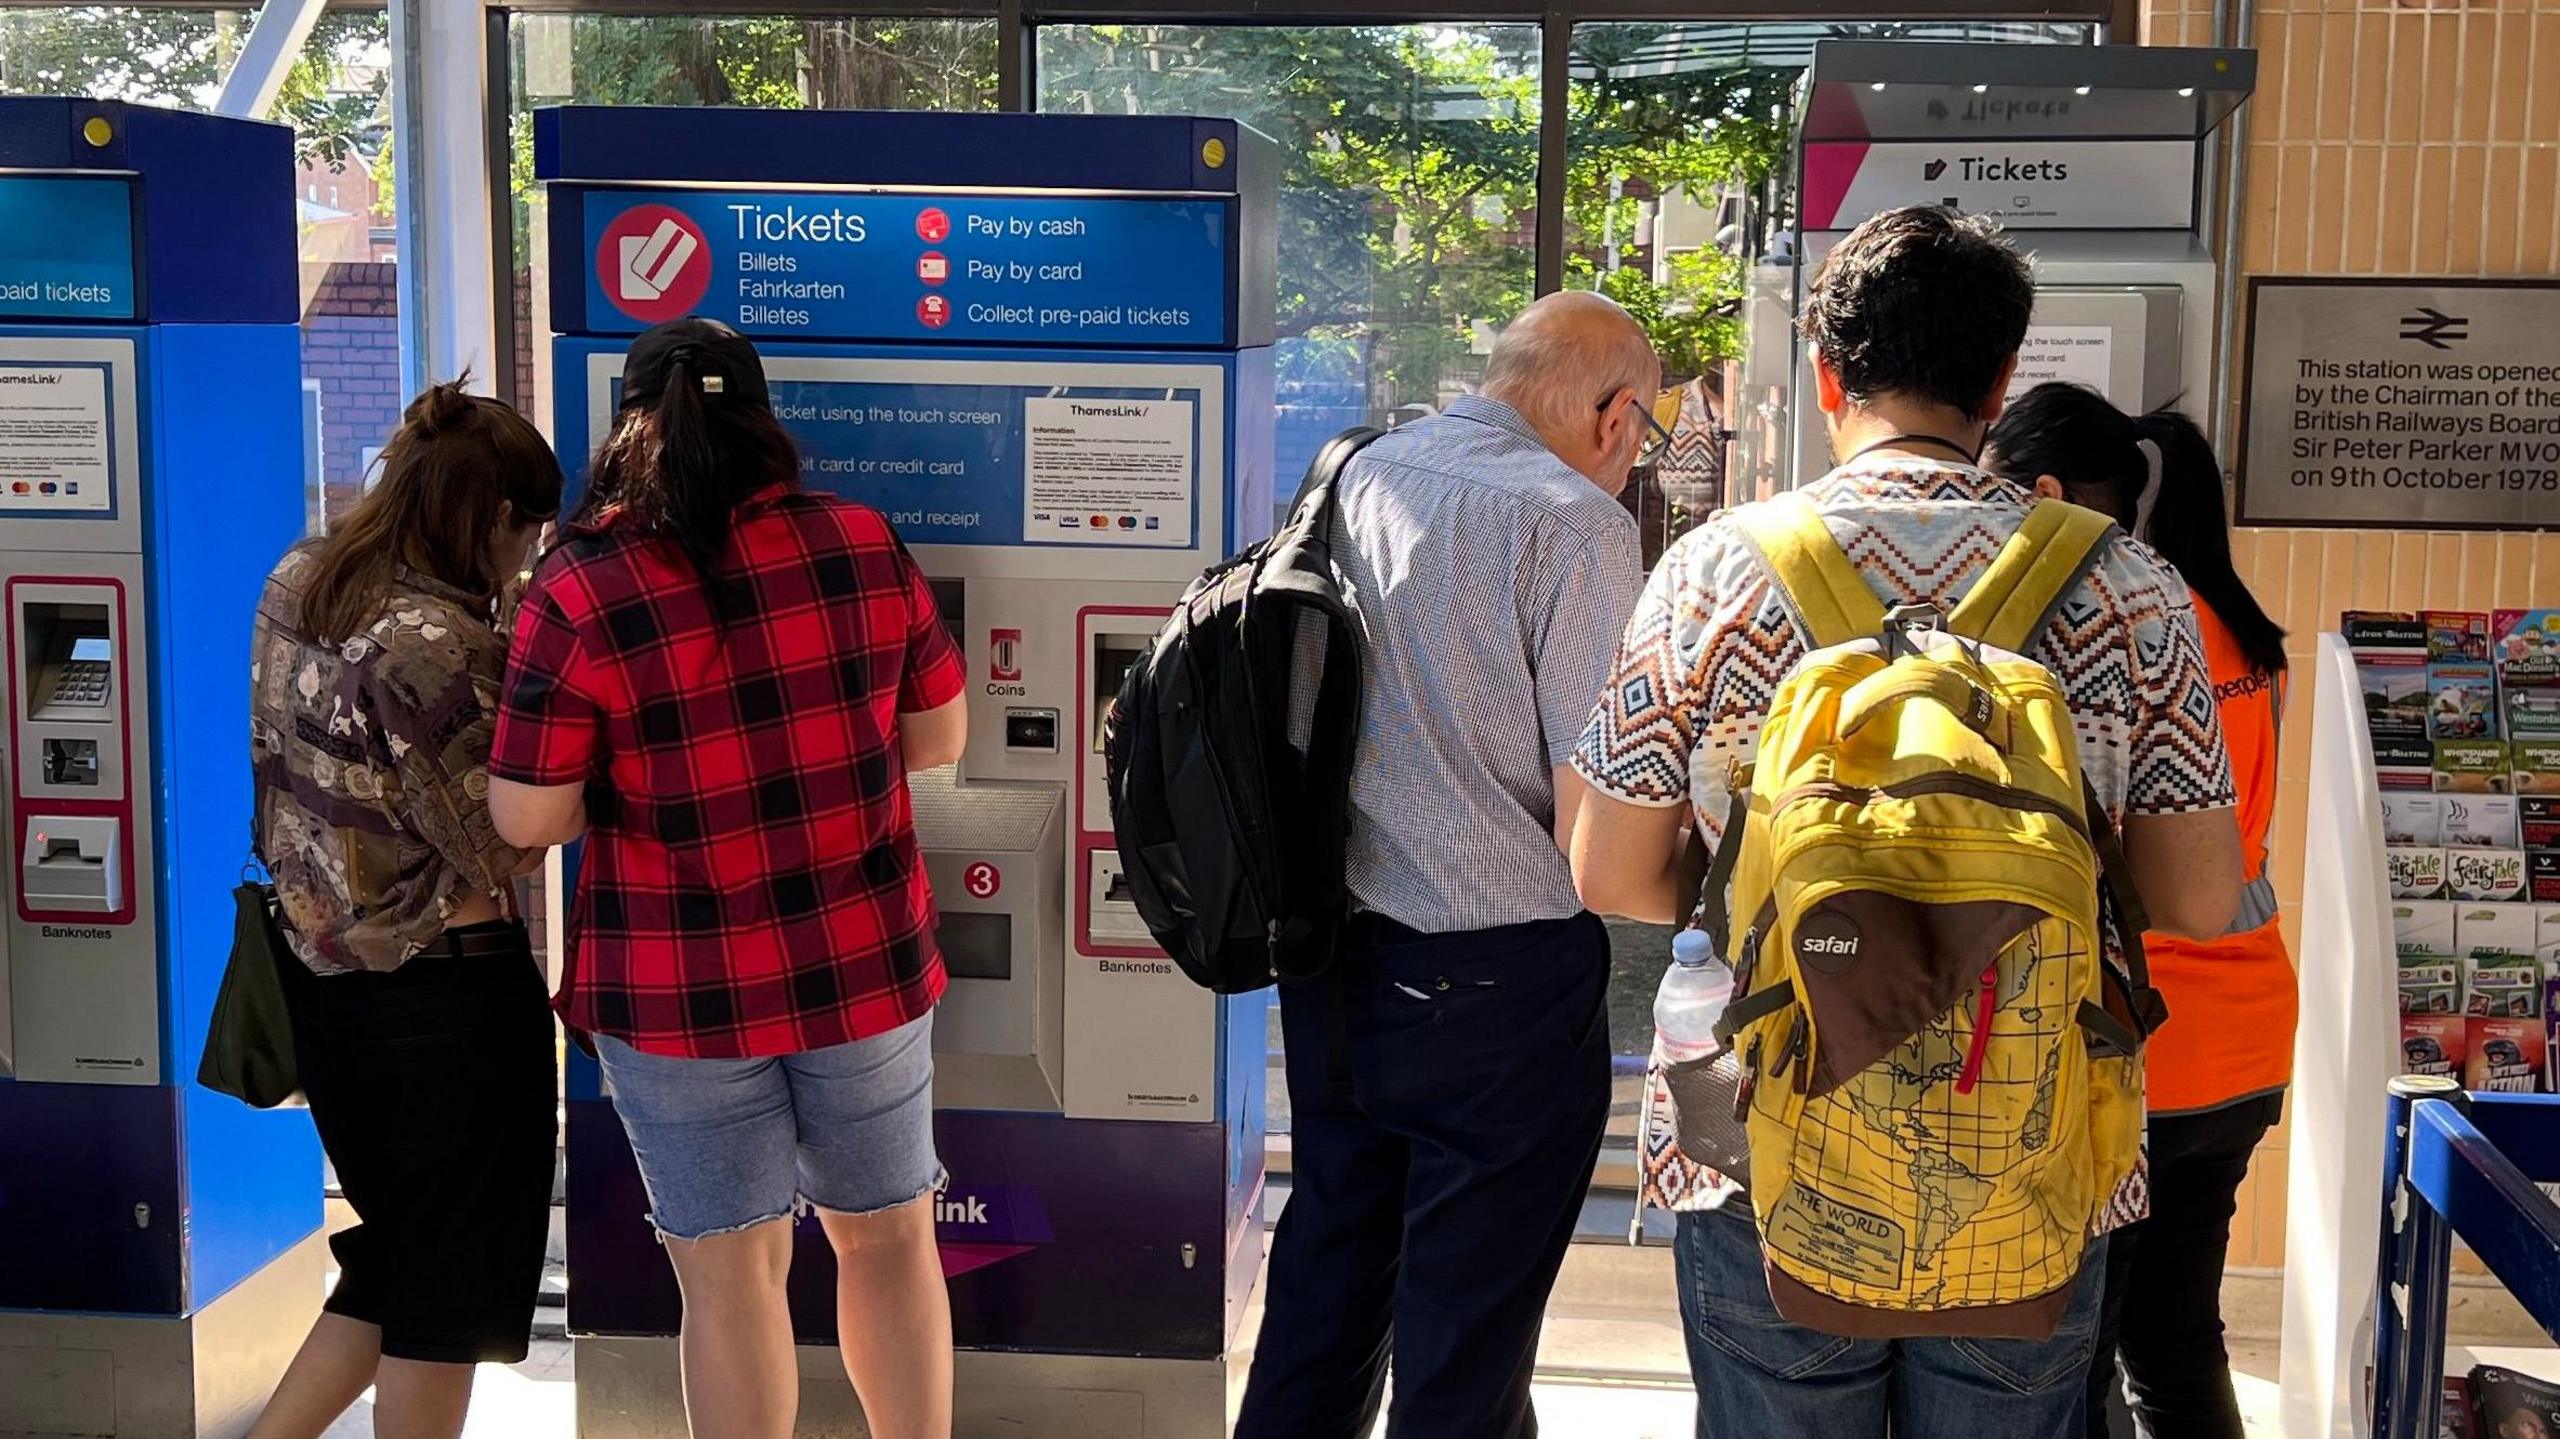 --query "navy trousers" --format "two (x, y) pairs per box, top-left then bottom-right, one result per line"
(1235, 911), (1613, 1439)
